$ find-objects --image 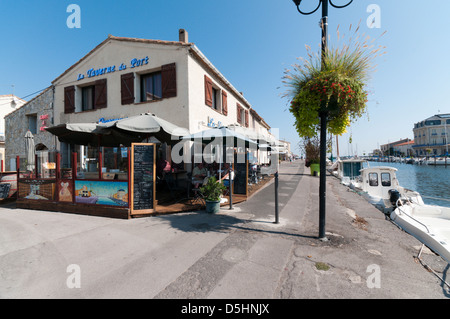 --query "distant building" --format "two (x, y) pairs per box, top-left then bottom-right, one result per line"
(393, 140), (414, 157)
(380, 138), (411, 156)
(413, 114), (450, 156)
(5, 87), (55, 171)
(0, 94), (26, 166)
